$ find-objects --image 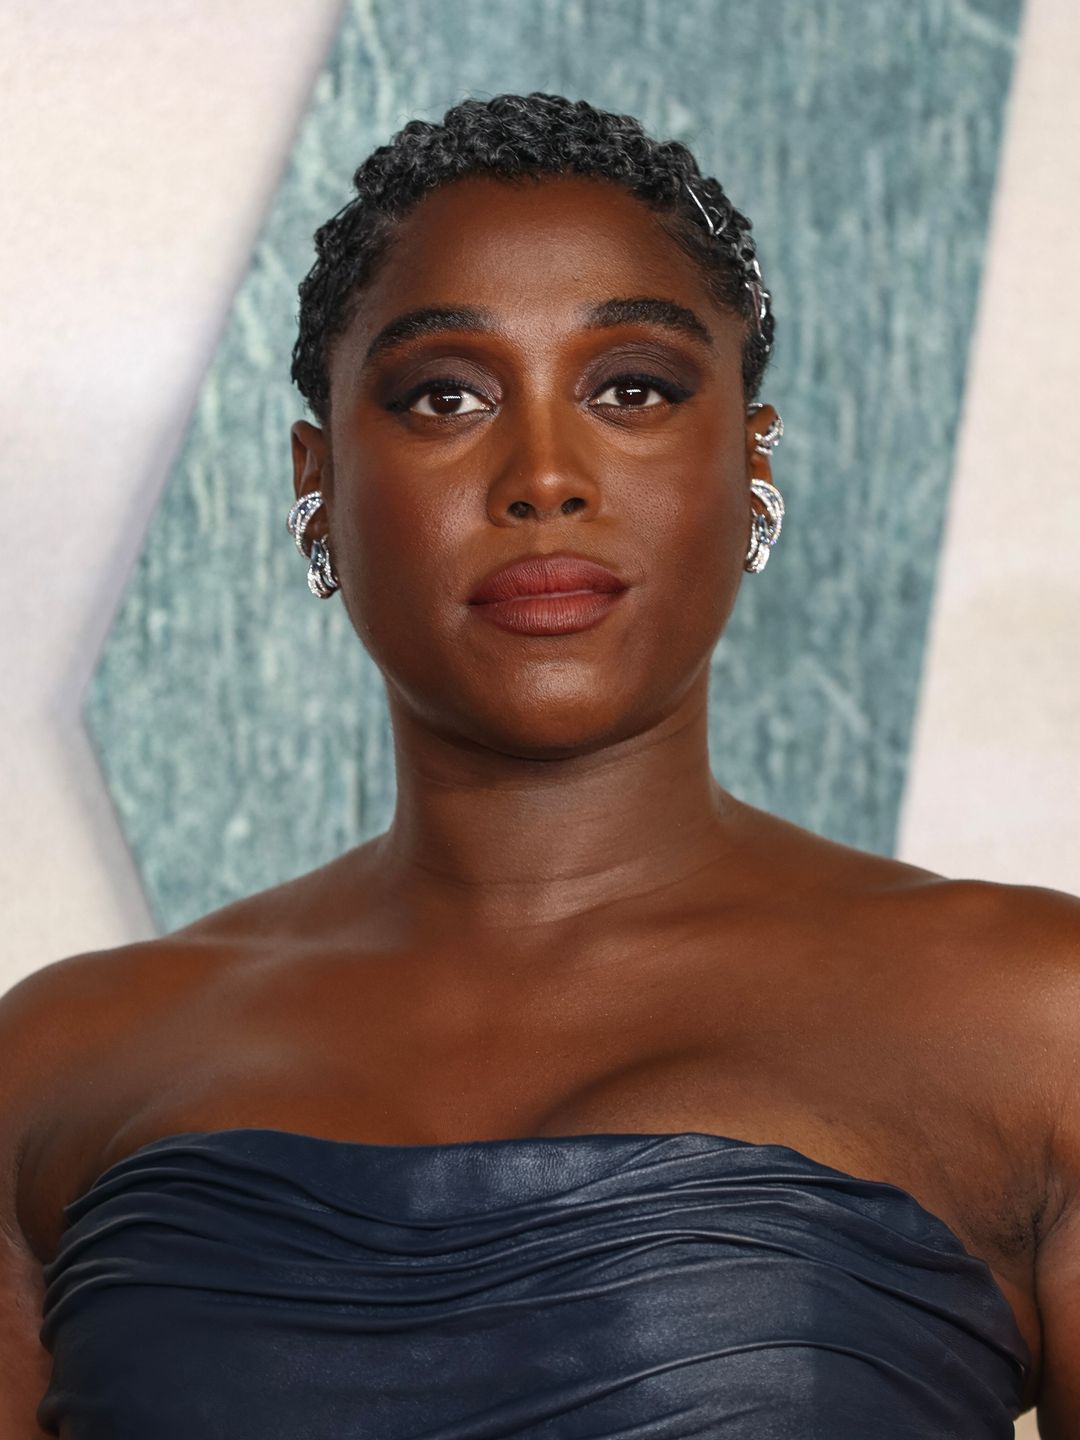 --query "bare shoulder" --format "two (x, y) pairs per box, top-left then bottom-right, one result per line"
(0, 838), (385, 1138)
(0, 888), (283, 1049)
(0, 857), (351, 1114)
(2, 858), (367, 1256)
(730, 796), (949, 899)
(895, 870), (1080, 1027)
(0, 934), (222, 1147)
(968, 876), (1080, 1165)
(737, 793), (1079, 927)
(734, 795), (1080, 1073)
(0, 939), (196, 1276)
